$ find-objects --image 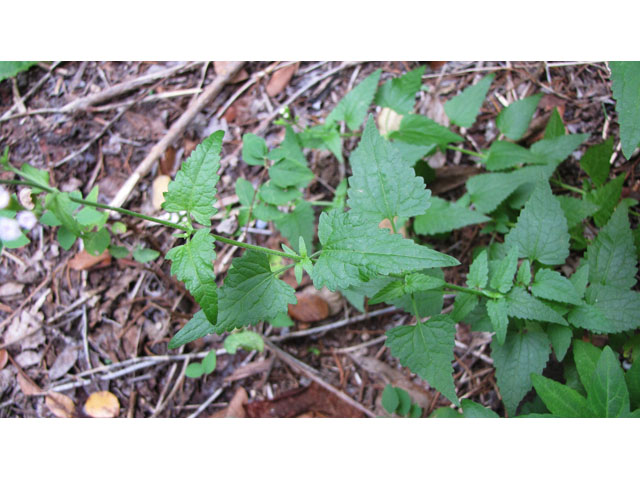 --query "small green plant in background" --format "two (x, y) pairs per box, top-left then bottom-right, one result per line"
(381, 385), (422, 418)
(185, 350), (217, 379)
(2, 61), (639, 417)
